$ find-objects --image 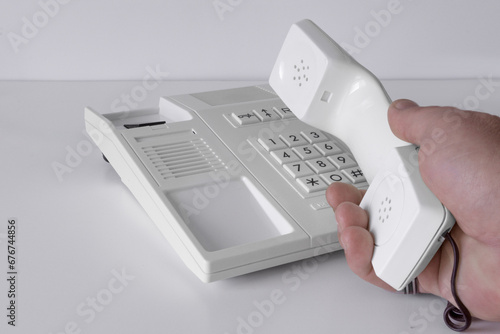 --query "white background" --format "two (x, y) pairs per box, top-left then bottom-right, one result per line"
(1, 0), (500, 80)
(2, 1), (500, 334)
